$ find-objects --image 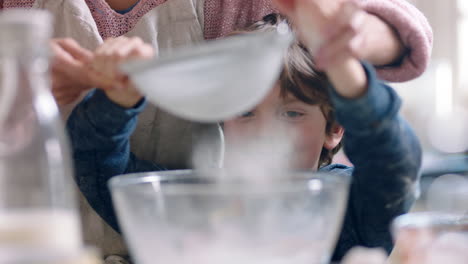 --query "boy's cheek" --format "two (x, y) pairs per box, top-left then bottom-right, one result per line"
(291, 145), (322, 170)
(223, 123), (245, 143)
(291, 131), (327, 169)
